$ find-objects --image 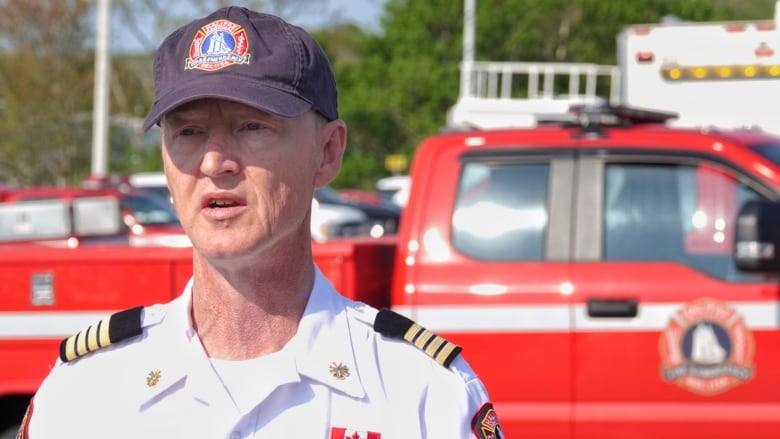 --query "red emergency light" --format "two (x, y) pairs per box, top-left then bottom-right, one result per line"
(755, 42), (774, 58)
(636, 51), (654, 63)
(725, 23), (747, 32)
(631, 25), (652, 36)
